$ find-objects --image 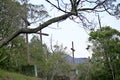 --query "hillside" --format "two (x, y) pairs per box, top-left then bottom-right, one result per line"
(0, 69), (38, 80)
